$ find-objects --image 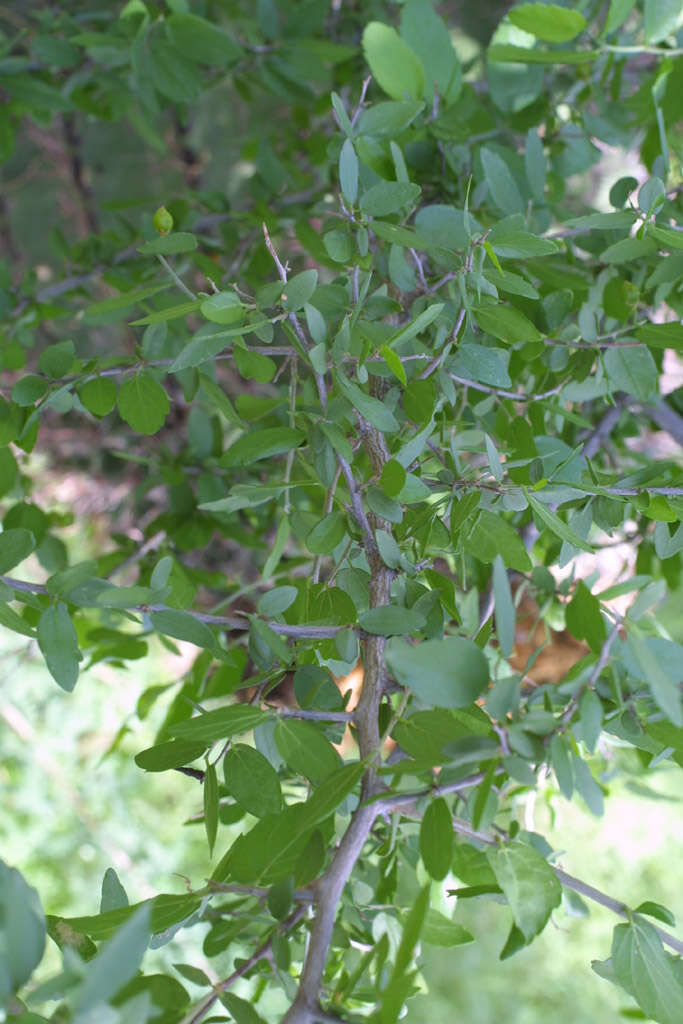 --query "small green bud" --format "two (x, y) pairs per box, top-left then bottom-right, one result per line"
(153, 206), (173, 235)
